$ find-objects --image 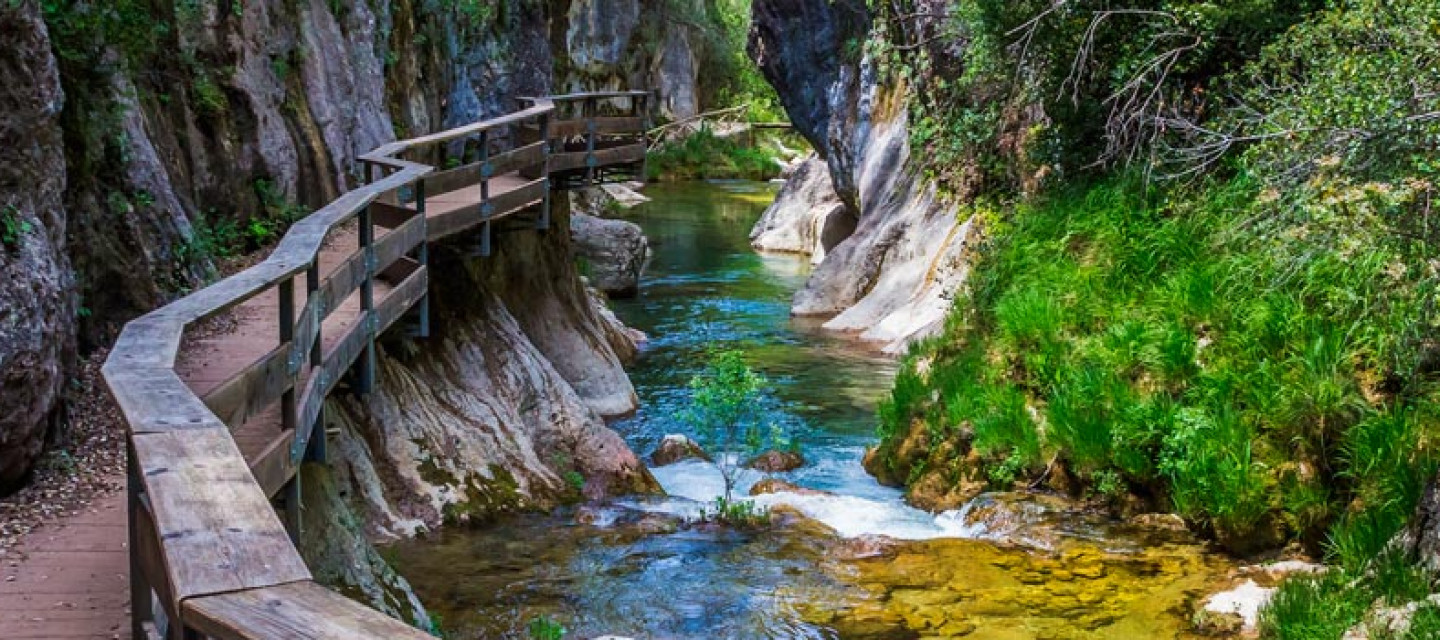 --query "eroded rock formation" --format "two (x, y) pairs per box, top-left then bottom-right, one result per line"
(750, 1), (981, 353)
(749, 154), (851, 264)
